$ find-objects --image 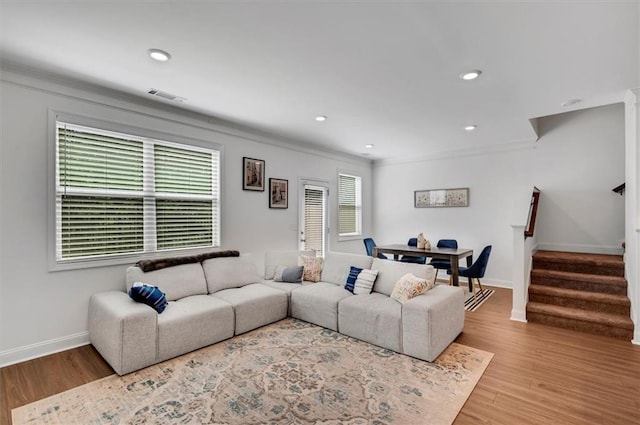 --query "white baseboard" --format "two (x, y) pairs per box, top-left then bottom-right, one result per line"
(435, 277), (512, 289)
(510, 309), (528, 322)
(0, 332), (90, 368)
(536, 242), (623, 255)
